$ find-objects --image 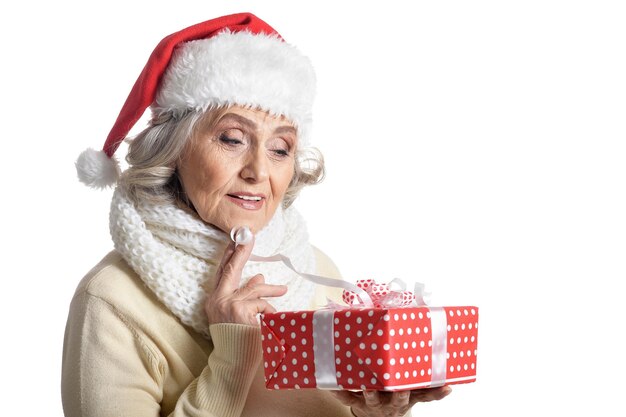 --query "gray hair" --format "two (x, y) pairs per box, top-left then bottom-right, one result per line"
(120, 106), (325, 209)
